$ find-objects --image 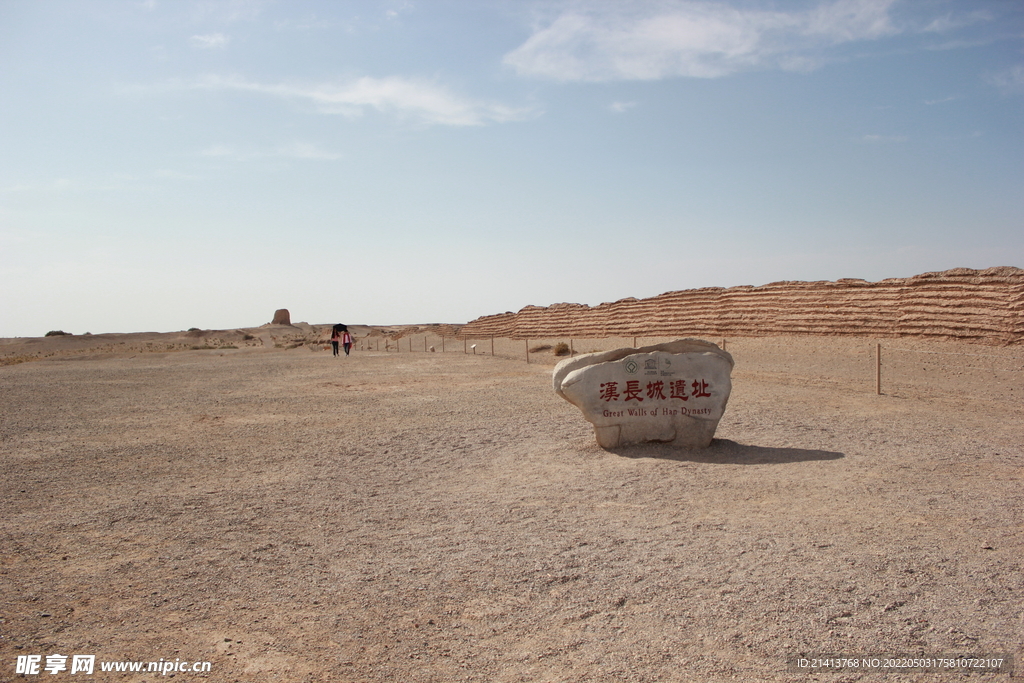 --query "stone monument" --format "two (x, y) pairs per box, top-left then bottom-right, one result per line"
(553, 339), (733, 449)
(271, 309), (291, 325)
